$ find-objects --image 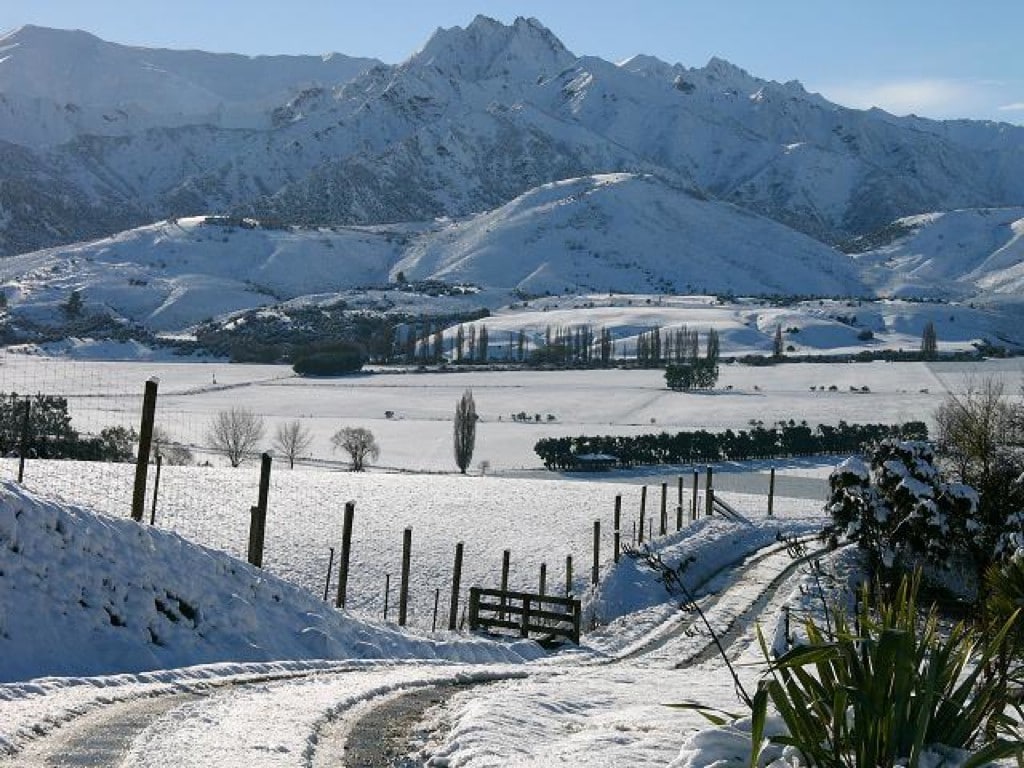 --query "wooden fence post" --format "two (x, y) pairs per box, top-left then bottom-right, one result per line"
(131, 378), (158, 521)
(149, 454), (162, 525)
(539, 562), (547, 596)
(323, 547), (335, 602)
(610, 493), (618, 565)
(449, 541), (464, 630)
(500, 549), (510, 620)
(398, 527), (412, 627)
(676, 475), (684, 531)
(660, 482), (668, 536)
(521, 596), (531, 637)
(565, 555), (573, 595)
(336, 501), (355, 608)
(692, 470), (698, 520)
(246, 452), (272, 567)
(16, 398), (30, 484)
(768, 467), (776, 517)
(432, 588), (440, 632)
(383, 573), (390, 621)
(705, 465), (714, 518)
(639, 485), (647, 544)
(468, 587), (480, 631)
(592, 520), (600, 585)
